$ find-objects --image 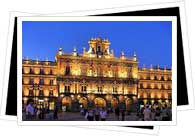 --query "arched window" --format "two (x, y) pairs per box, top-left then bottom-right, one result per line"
(97, 46), (101, 52)
(161, 76), (164, 81)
